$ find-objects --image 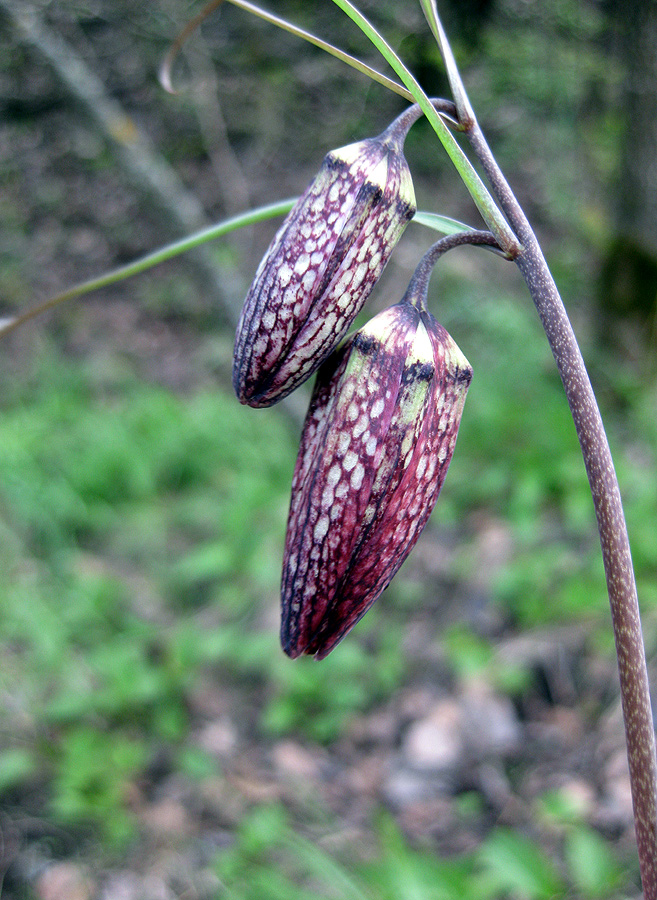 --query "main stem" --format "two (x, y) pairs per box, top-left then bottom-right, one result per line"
(468, 123), (657, 897)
